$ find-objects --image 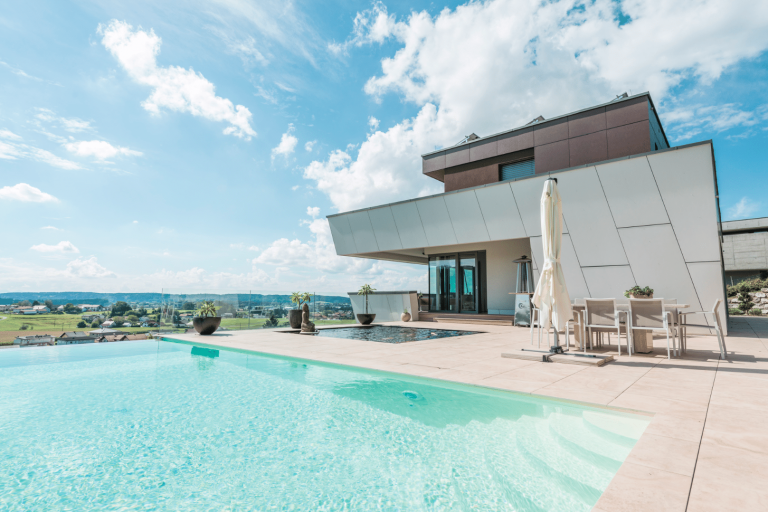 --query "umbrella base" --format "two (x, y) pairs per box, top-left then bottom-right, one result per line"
(502, 349), (613, 367)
